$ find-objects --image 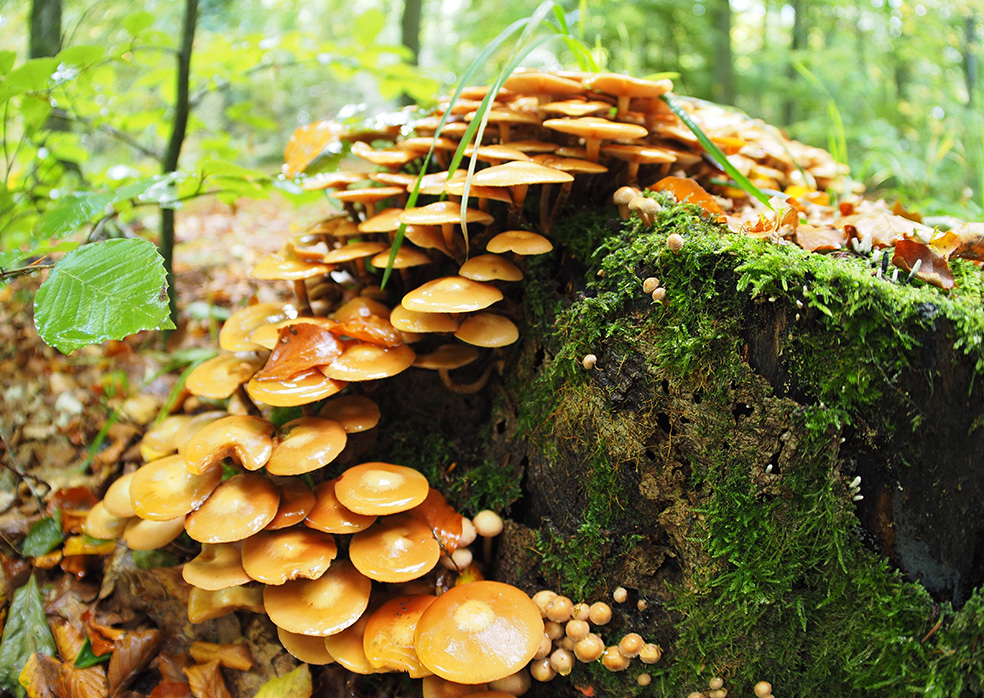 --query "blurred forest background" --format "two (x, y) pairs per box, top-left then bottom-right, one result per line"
(1, 0), (982, 258)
